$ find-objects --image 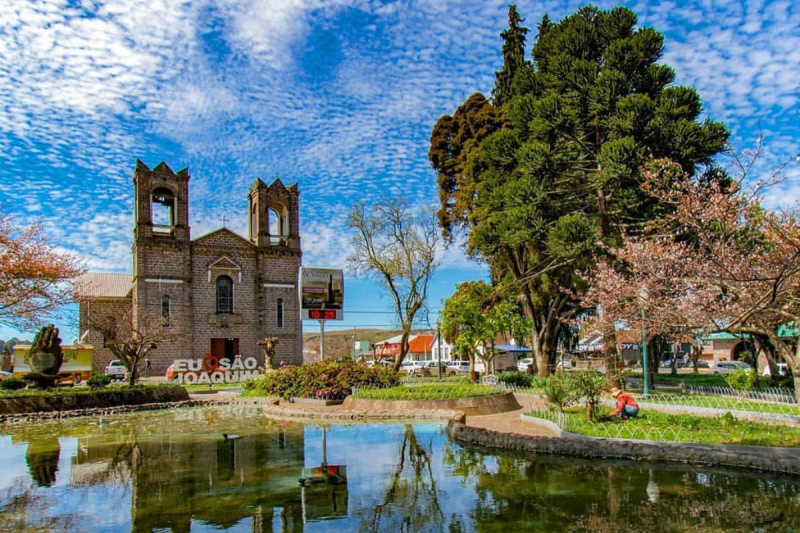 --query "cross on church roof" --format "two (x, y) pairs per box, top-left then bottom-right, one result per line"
(220, 215), (229, 228)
